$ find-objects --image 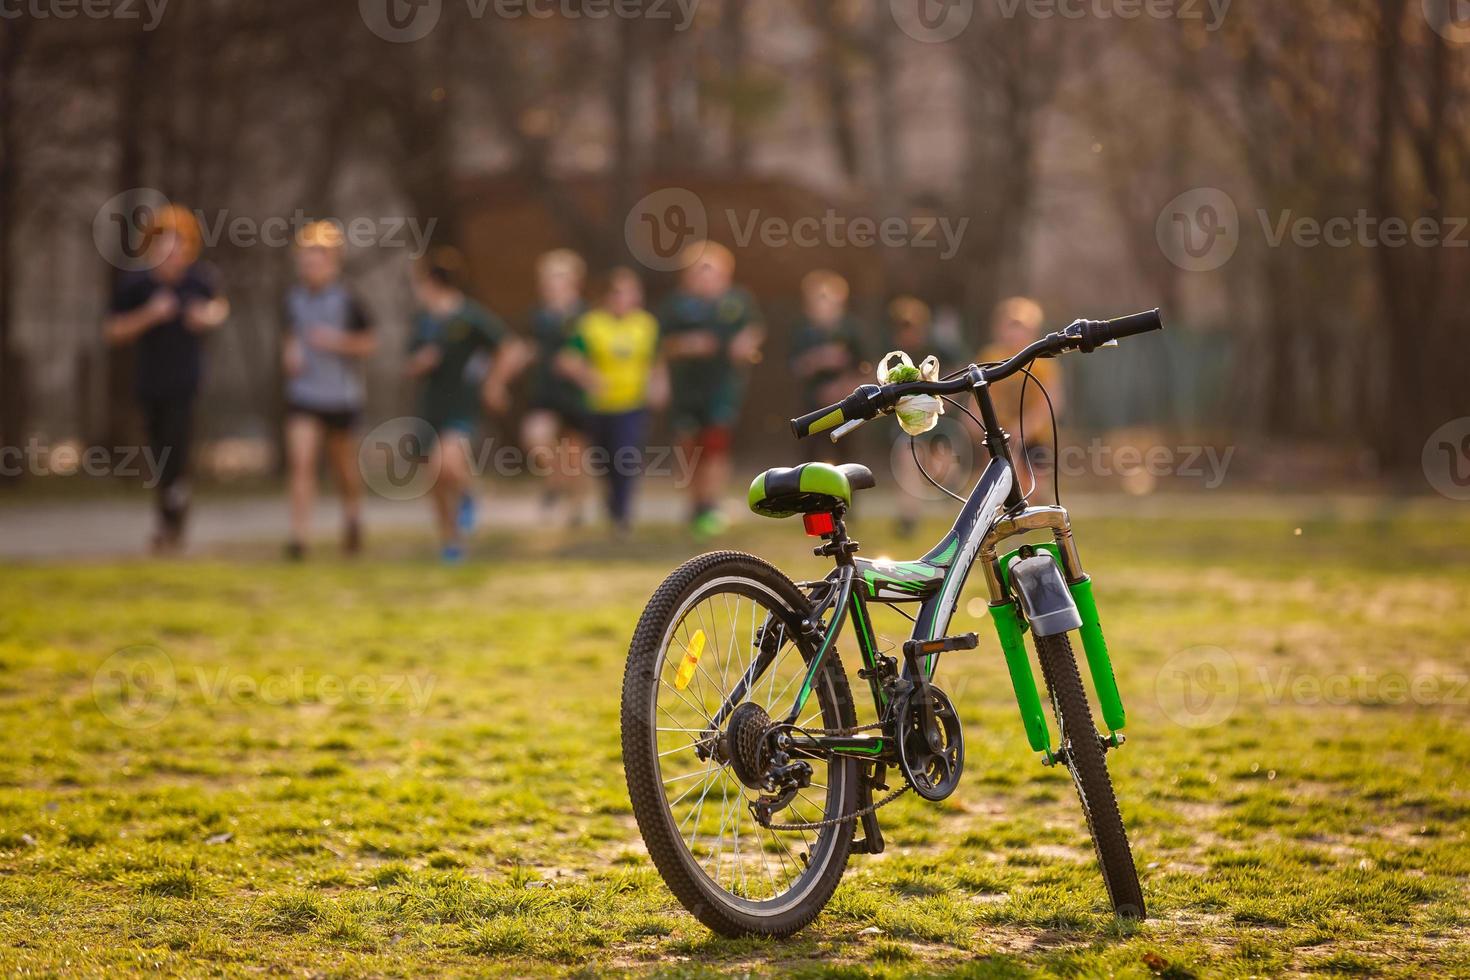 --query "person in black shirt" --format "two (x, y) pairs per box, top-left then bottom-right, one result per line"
(104, 205), (229, 553)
